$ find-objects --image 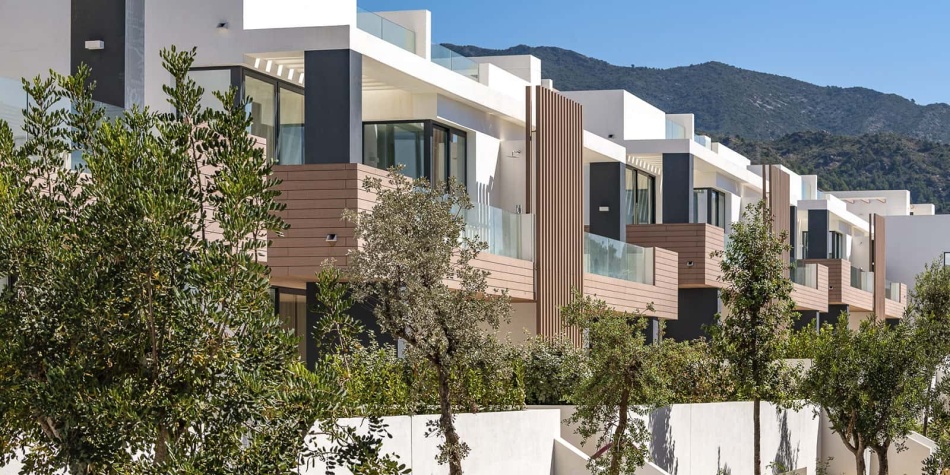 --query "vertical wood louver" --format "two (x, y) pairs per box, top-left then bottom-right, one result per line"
(531, 86), (584, 342)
